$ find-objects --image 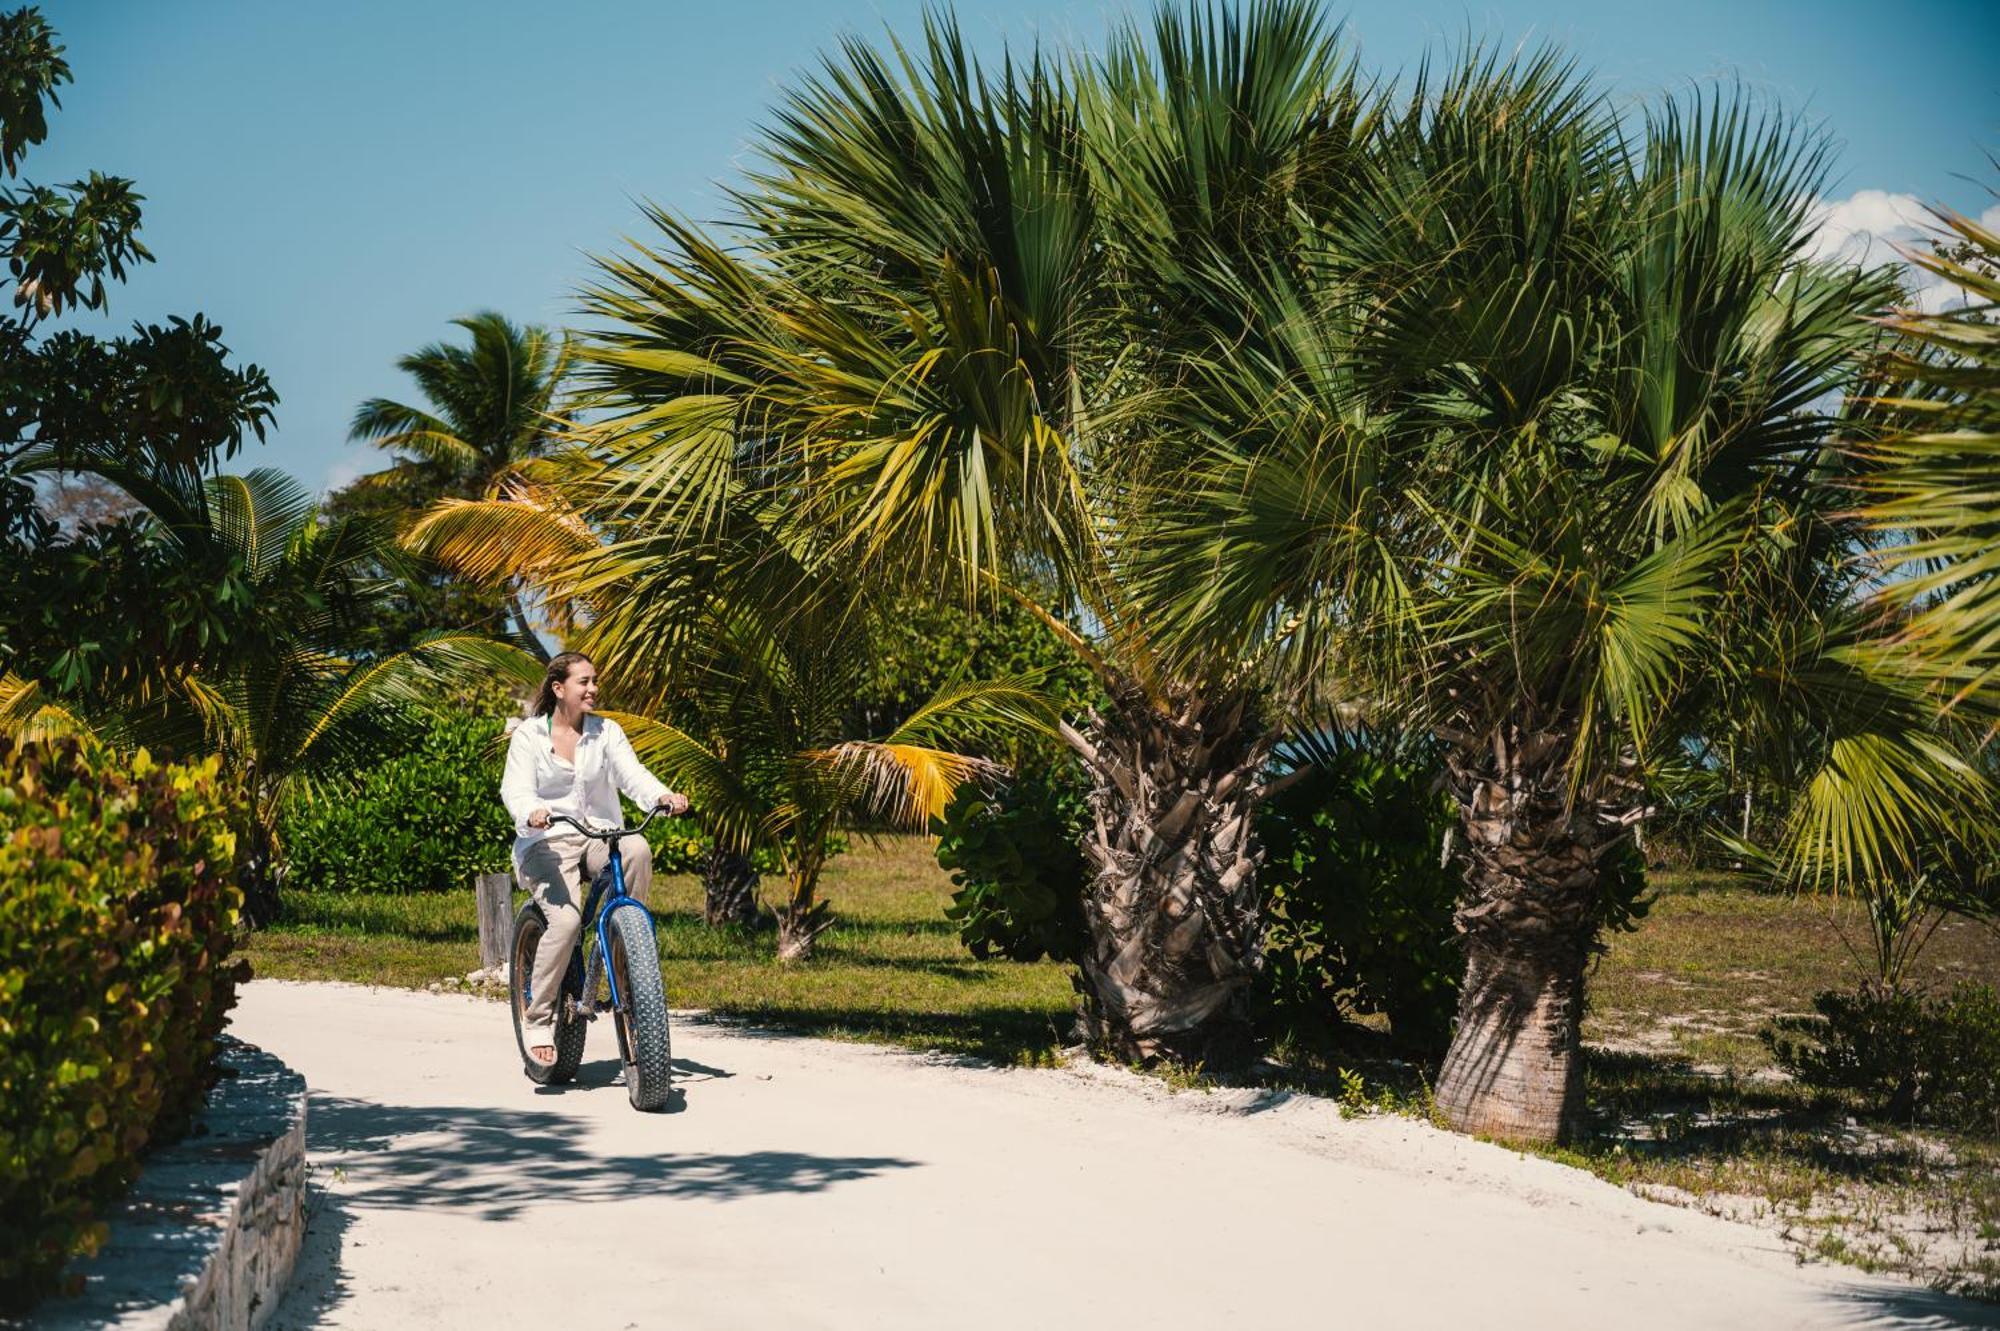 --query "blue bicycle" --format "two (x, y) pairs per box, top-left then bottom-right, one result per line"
(509, 807), (676, 1111)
